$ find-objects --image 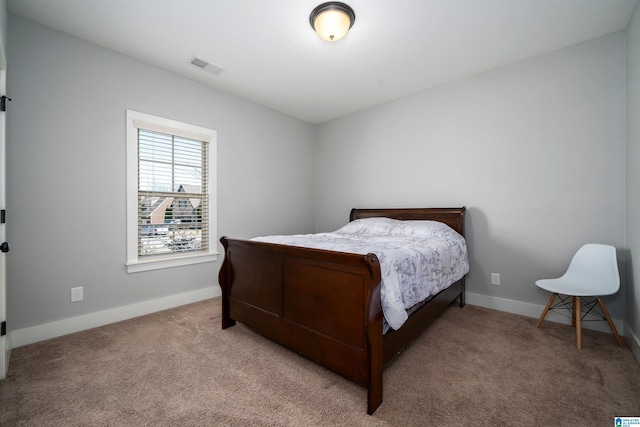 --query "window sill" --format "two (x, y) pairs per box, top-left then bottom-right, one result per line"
(126, 252), (219, 273)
